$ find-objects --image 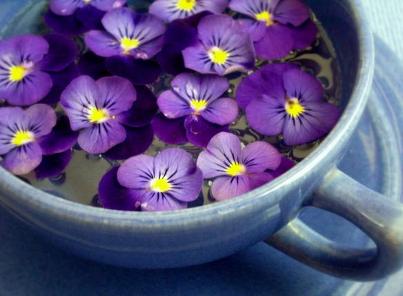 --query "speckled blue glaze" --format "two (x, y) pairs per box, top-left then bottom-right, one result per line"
(0, 0), (402, 281)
